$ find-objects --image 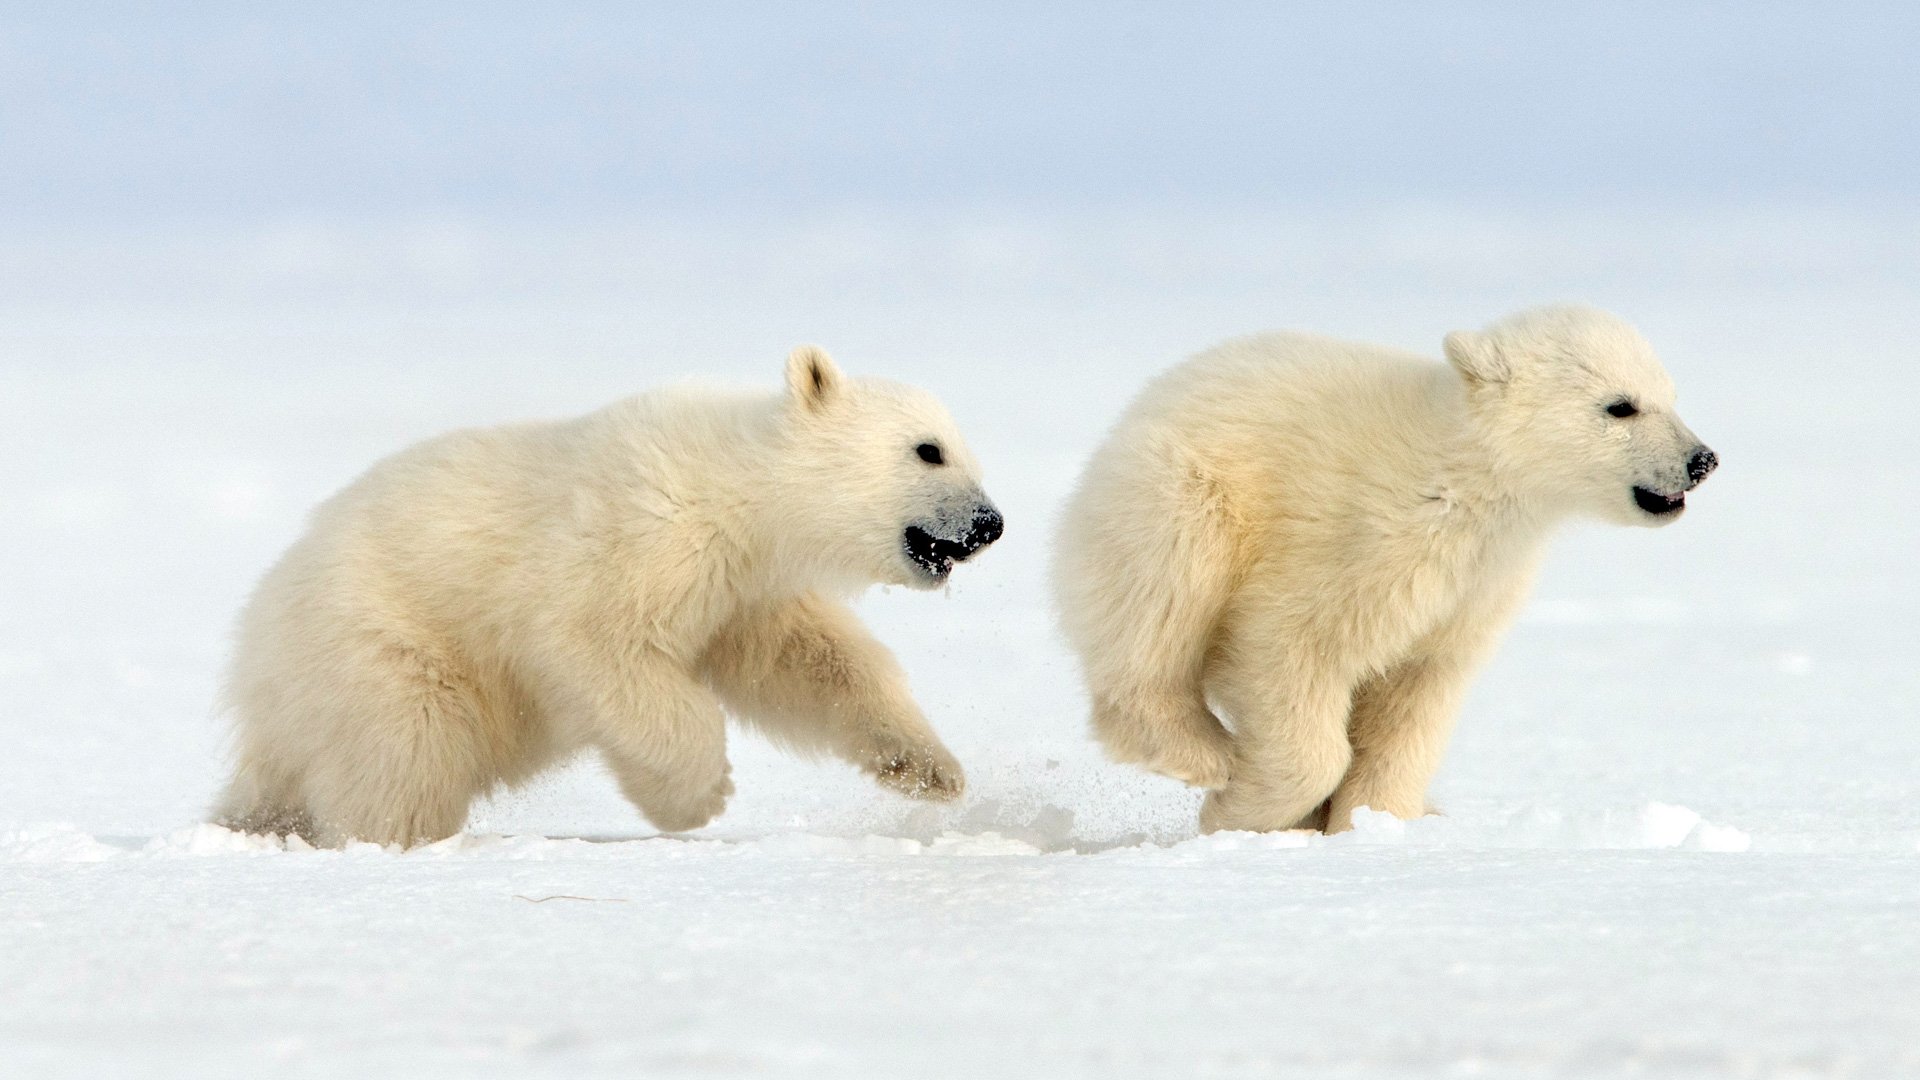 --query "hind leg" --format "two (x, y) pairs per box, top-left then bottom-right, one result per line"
(213, 754), (315, 841)
(287, 640), (502, 847)
(217, 644), (320, 840)
(307, 767), (475, 848)
(1055, 450), (1243, 790)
